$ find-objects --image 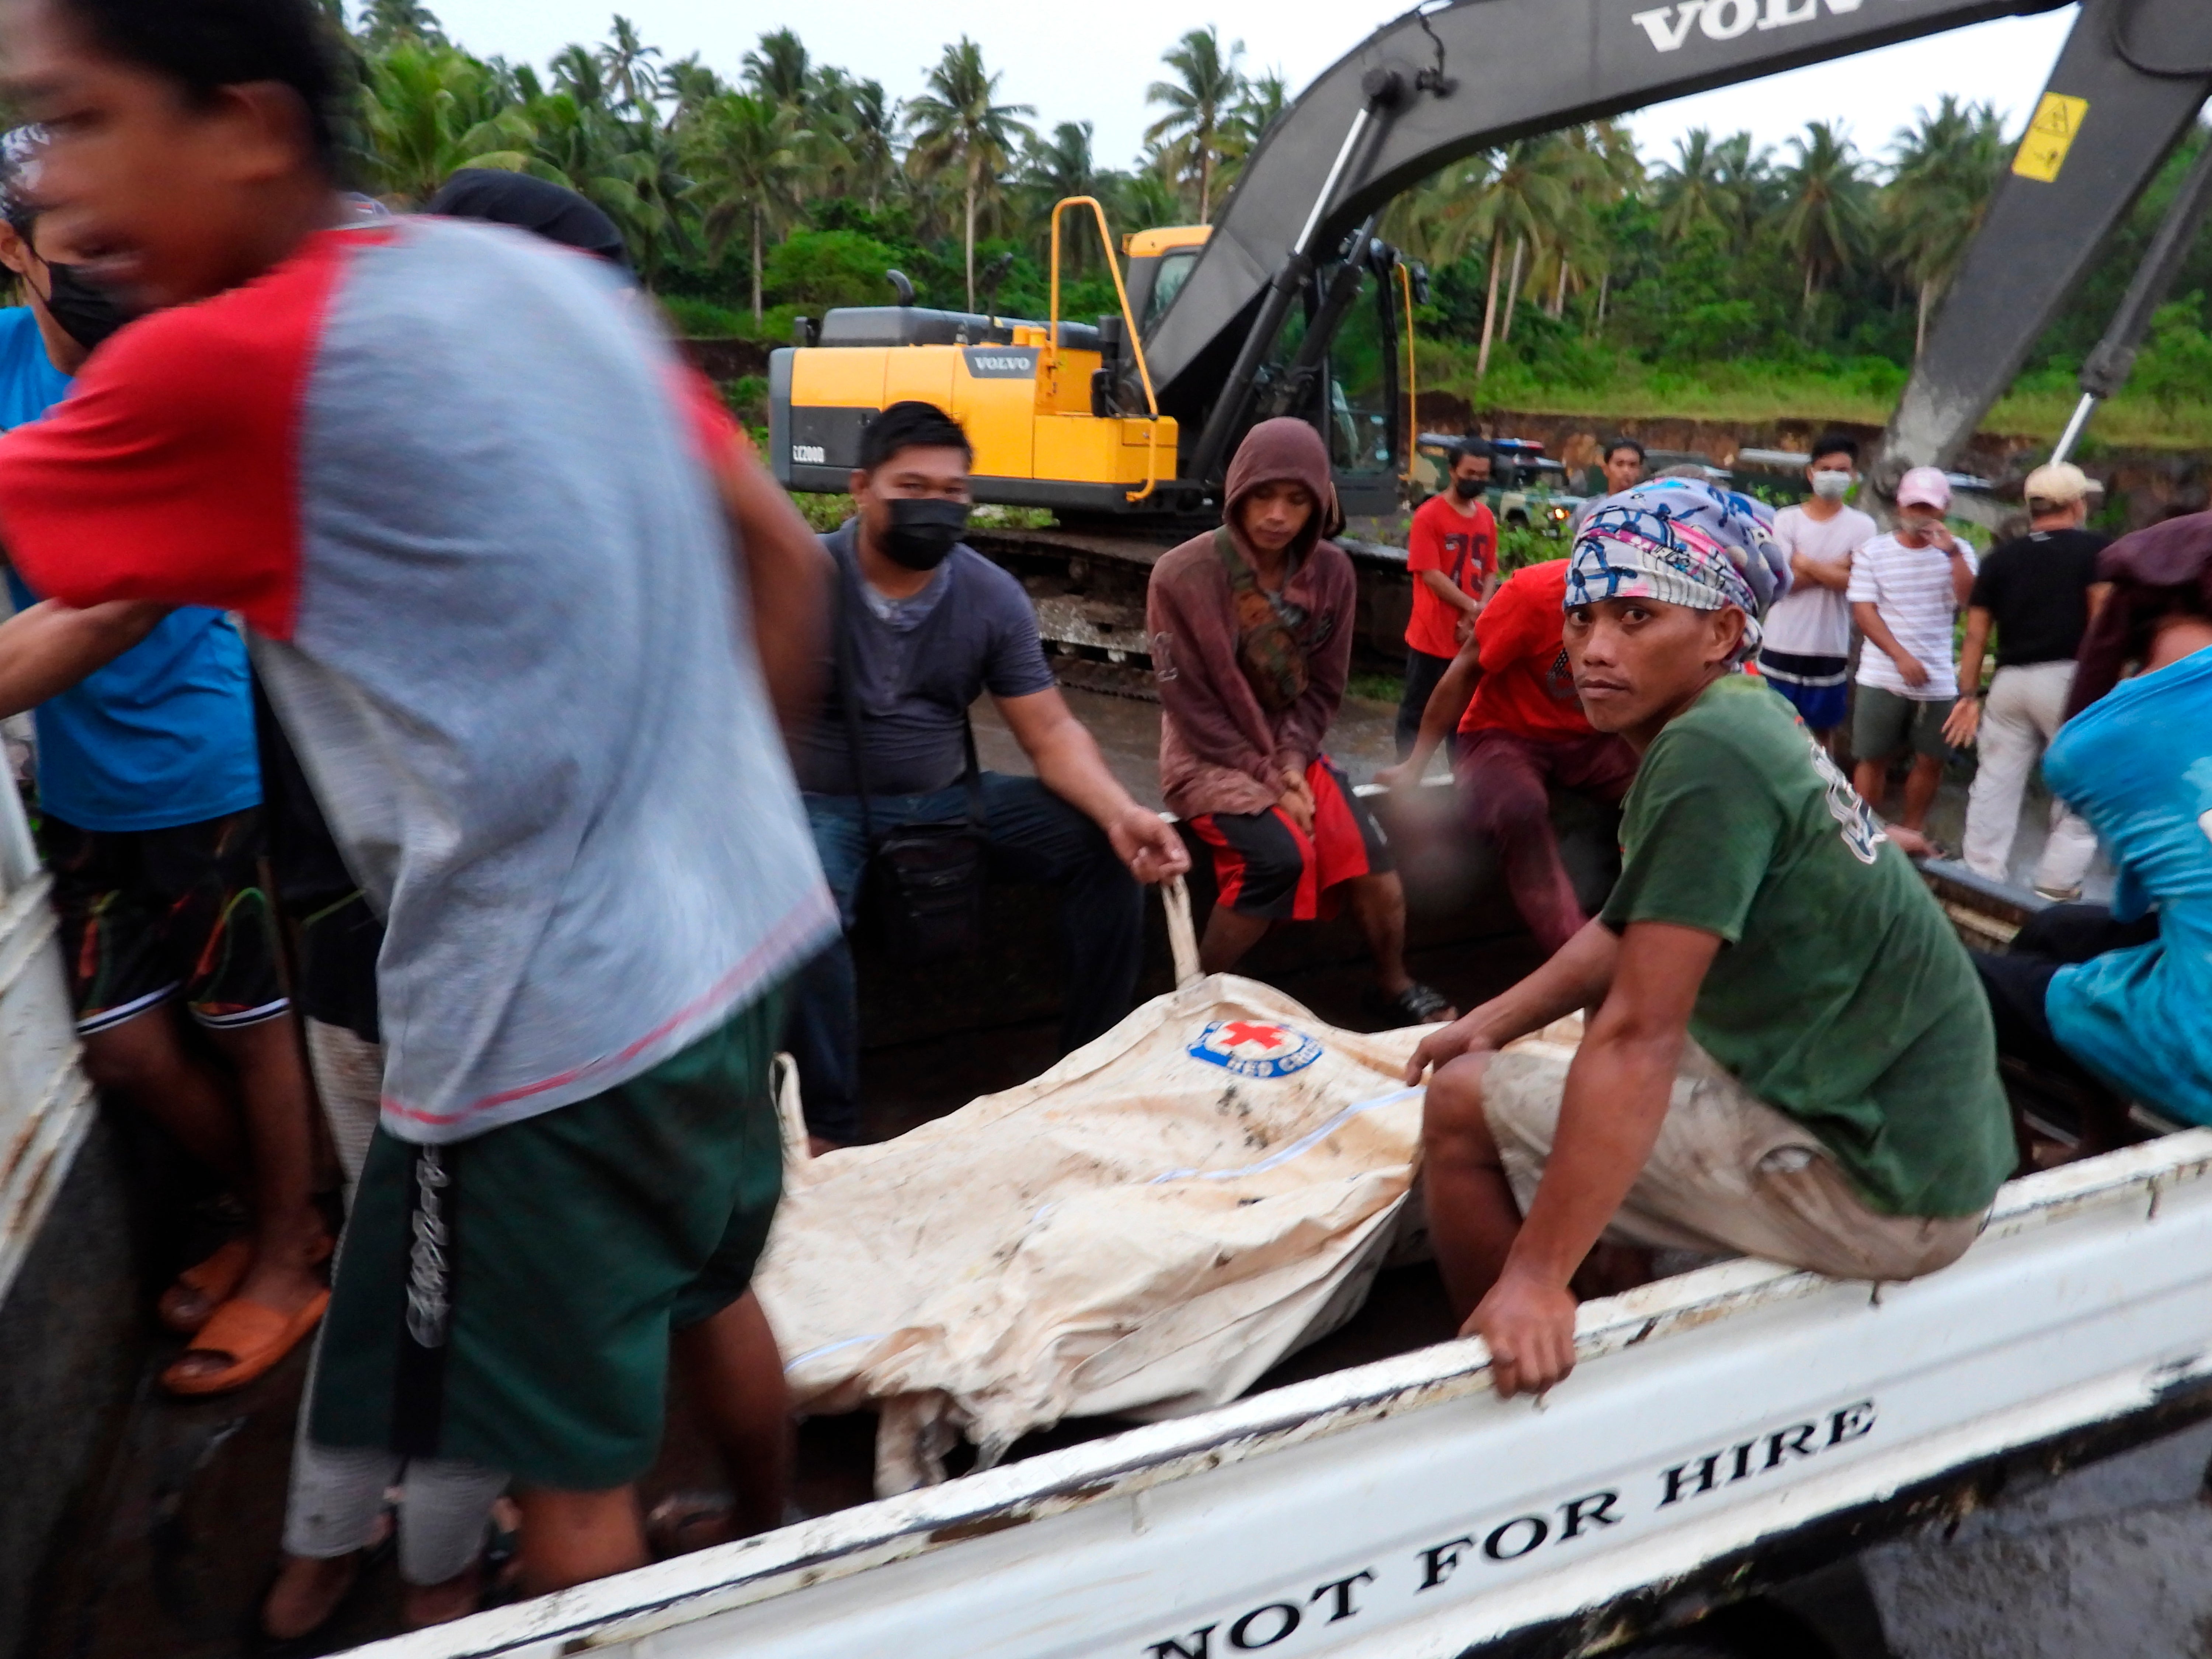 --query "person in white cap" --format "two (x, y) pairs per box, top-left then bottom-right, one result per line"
(1846, 466), (1978, 835)
(1941, 462), (2109, 897)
